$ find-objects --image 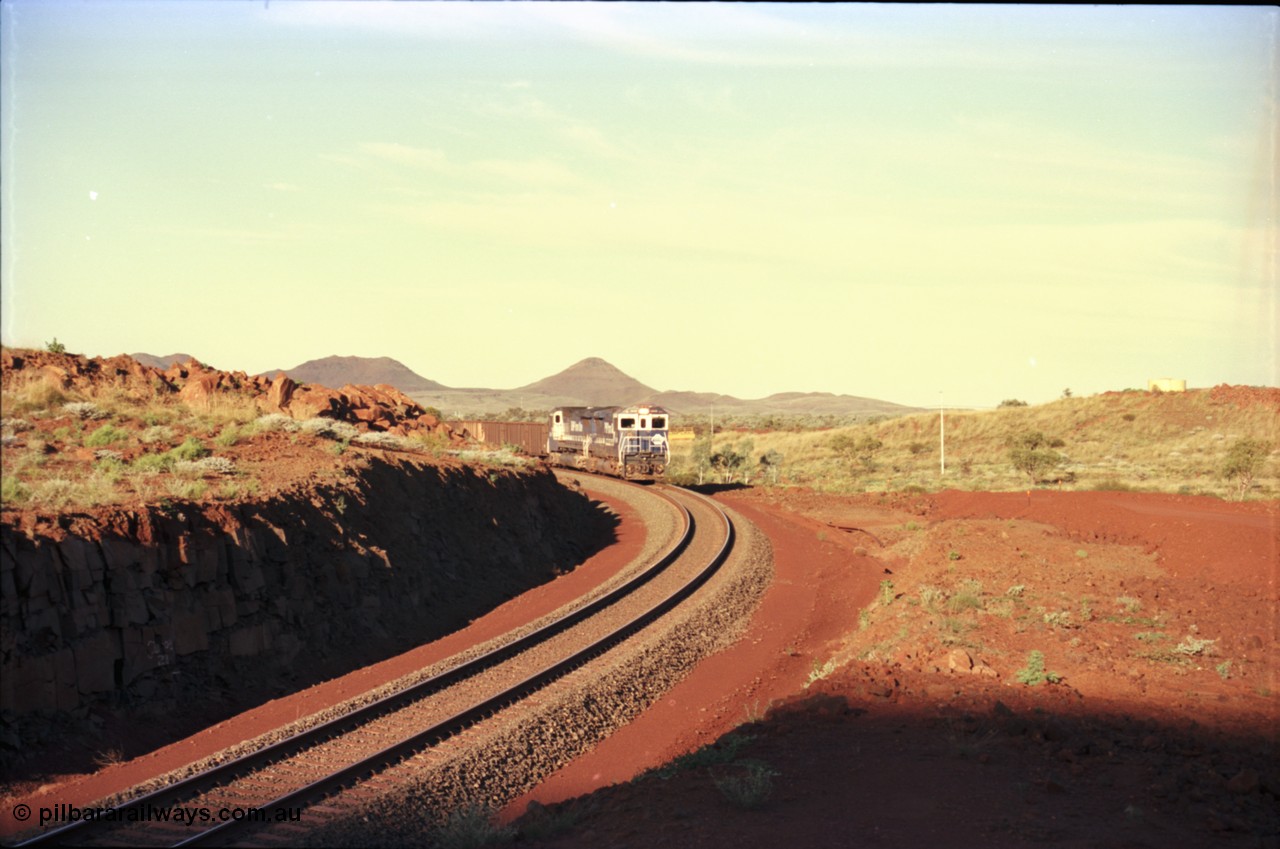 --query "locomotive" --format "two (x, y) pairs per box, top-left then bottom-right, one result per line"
(546, 405), (670, 480)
